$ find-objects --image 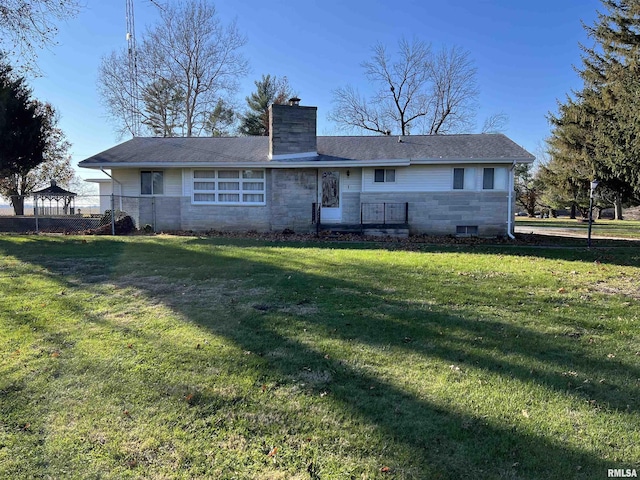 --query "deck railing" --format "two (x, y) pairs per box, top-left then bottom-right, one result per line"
(361, 202), (408, 225)
(312, 202), (408, 226)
